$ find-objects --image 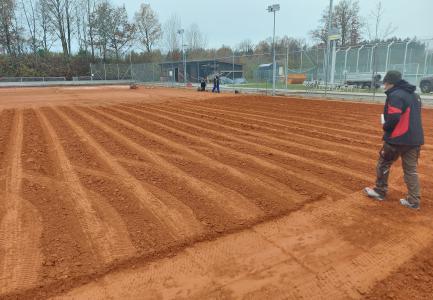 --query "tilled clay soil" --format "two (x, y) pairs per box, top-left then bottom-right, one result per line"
(0, 86), (432, 299)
